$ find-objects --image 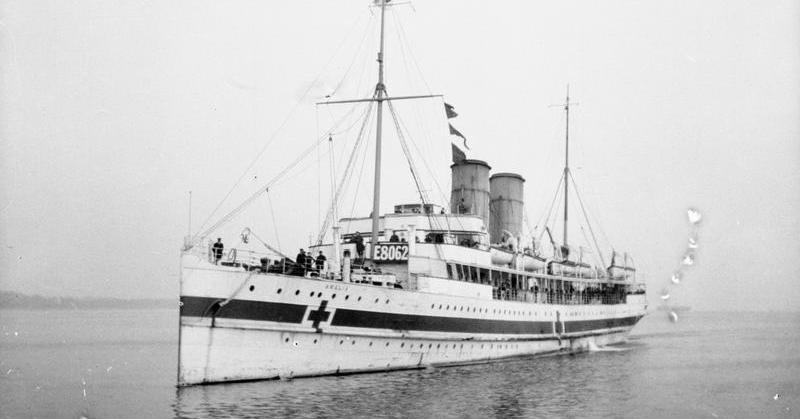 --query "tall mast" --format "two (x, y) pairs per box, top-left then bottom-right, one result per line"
(562, 85), (571, 249)
(370, 0), (388, 259)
